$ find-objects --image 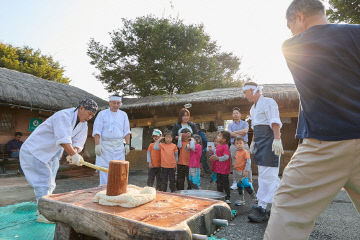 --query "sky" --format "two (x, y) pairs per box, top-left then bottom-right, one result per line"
(0, 0), (296, 100)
